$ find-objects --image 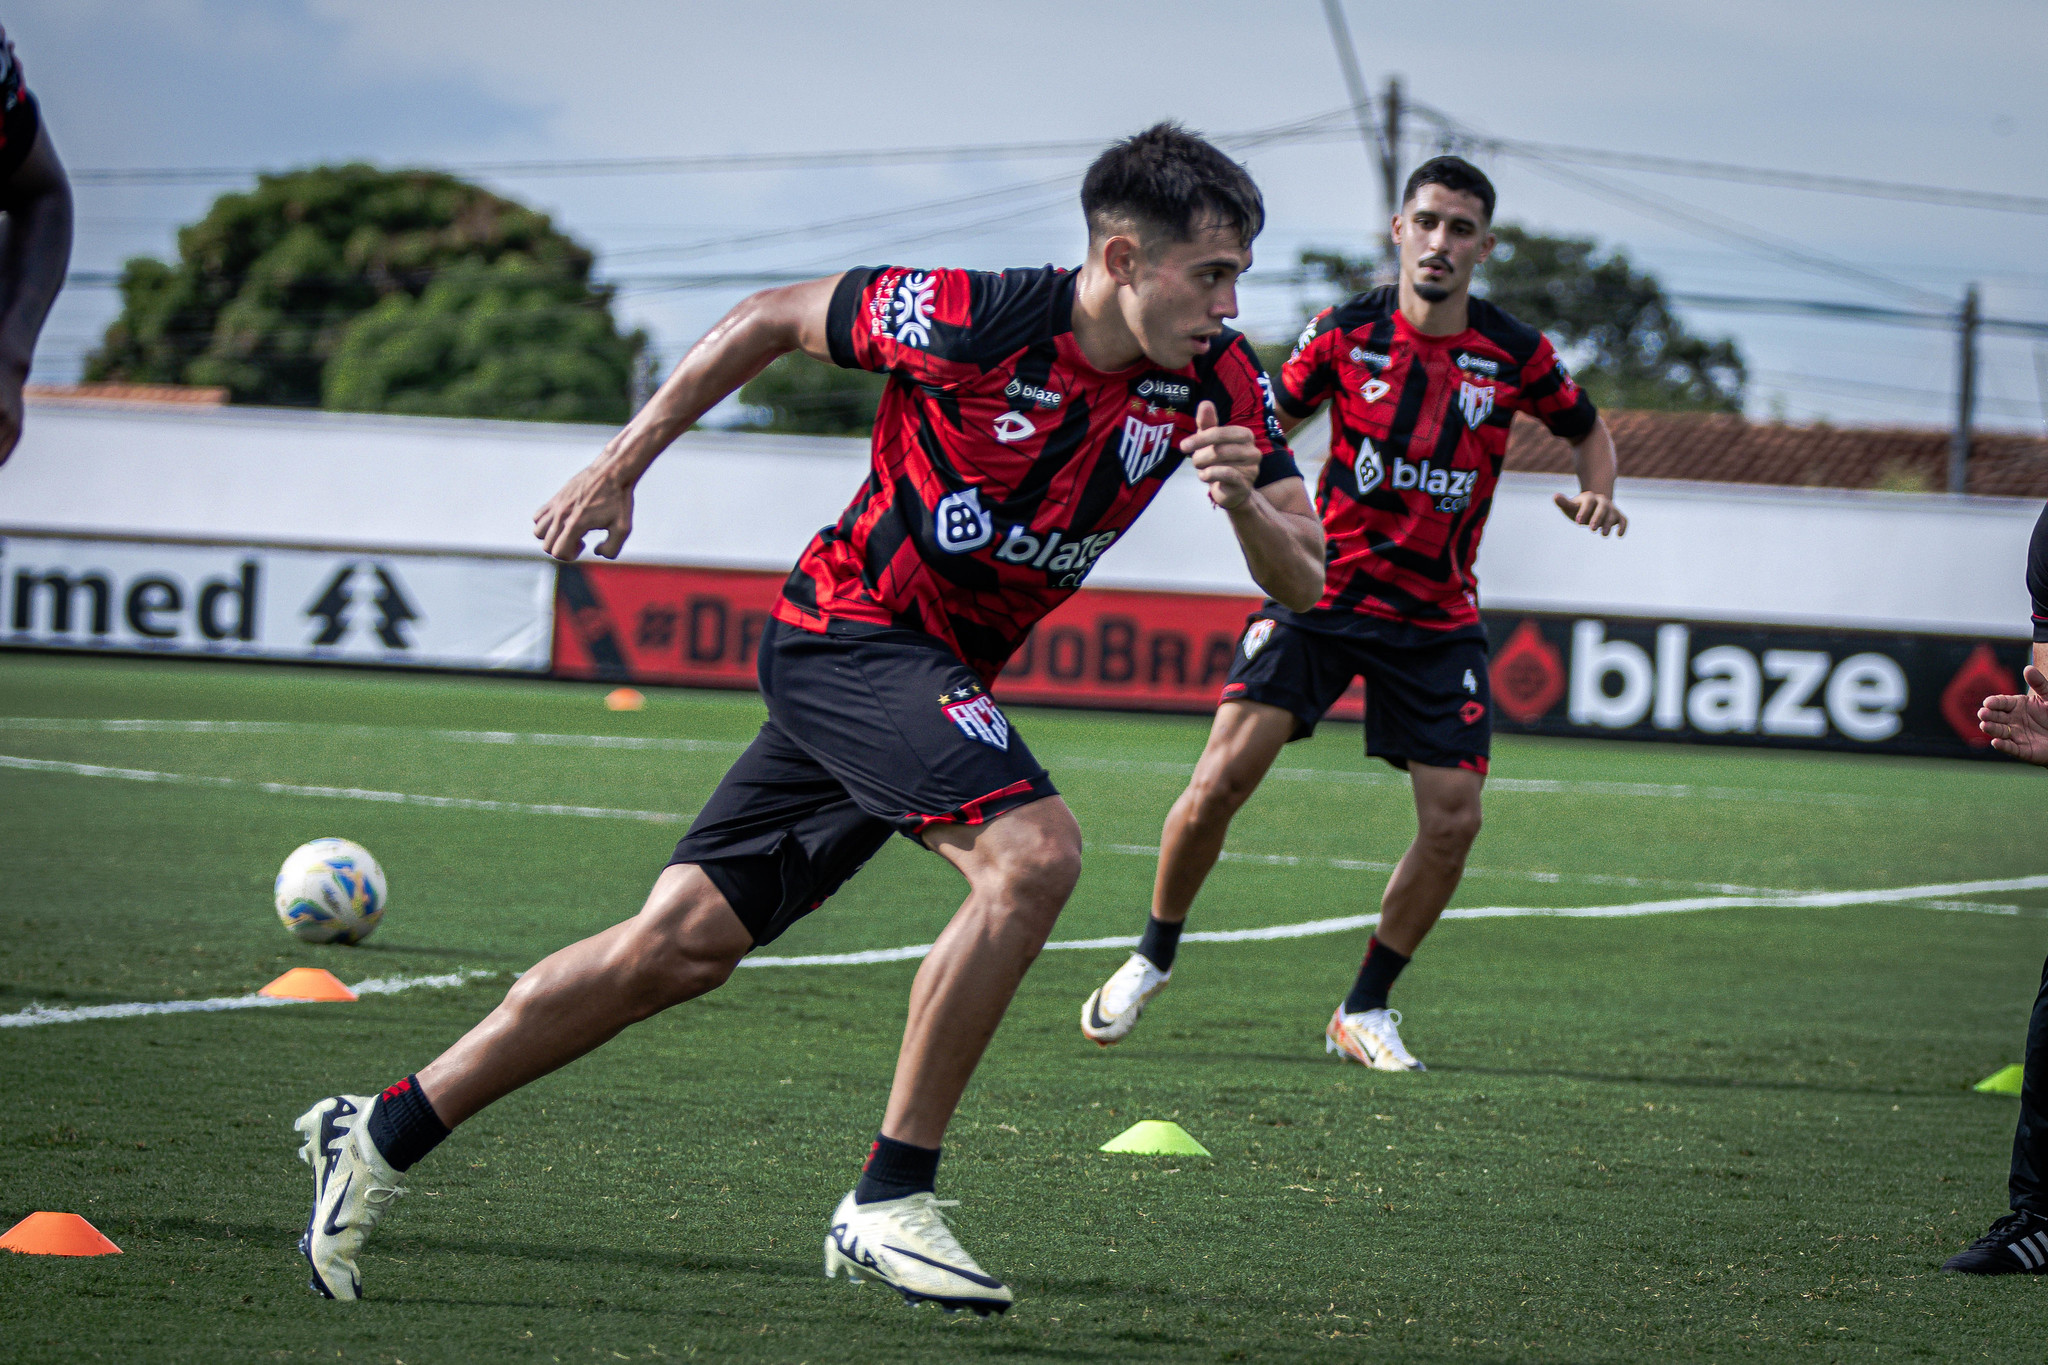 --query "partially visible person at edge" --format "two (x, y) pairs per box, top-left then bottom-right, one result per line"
(1078, 155), (1624, 1071)
(0, 23), (72, 466)
(1950, 501), (2048, 1274)
(285, 123), (1325, 1314)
